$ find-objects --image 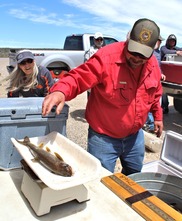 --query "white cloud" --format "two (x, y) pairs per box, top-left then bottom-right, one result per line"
(62, 0), (182, 45)
(5, 0), (182, 46)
